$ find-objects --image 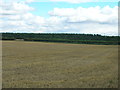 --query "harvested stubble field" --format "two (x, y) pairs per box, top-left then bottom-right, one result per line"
(2, 41), (118, 88)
